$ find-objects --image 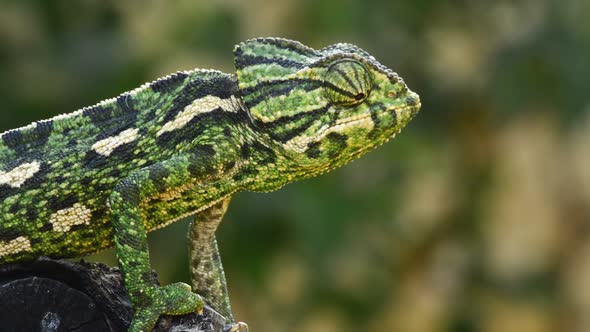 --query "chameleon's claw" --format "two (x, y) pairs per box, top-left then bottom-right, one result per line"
(223, 322), (249, 332)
